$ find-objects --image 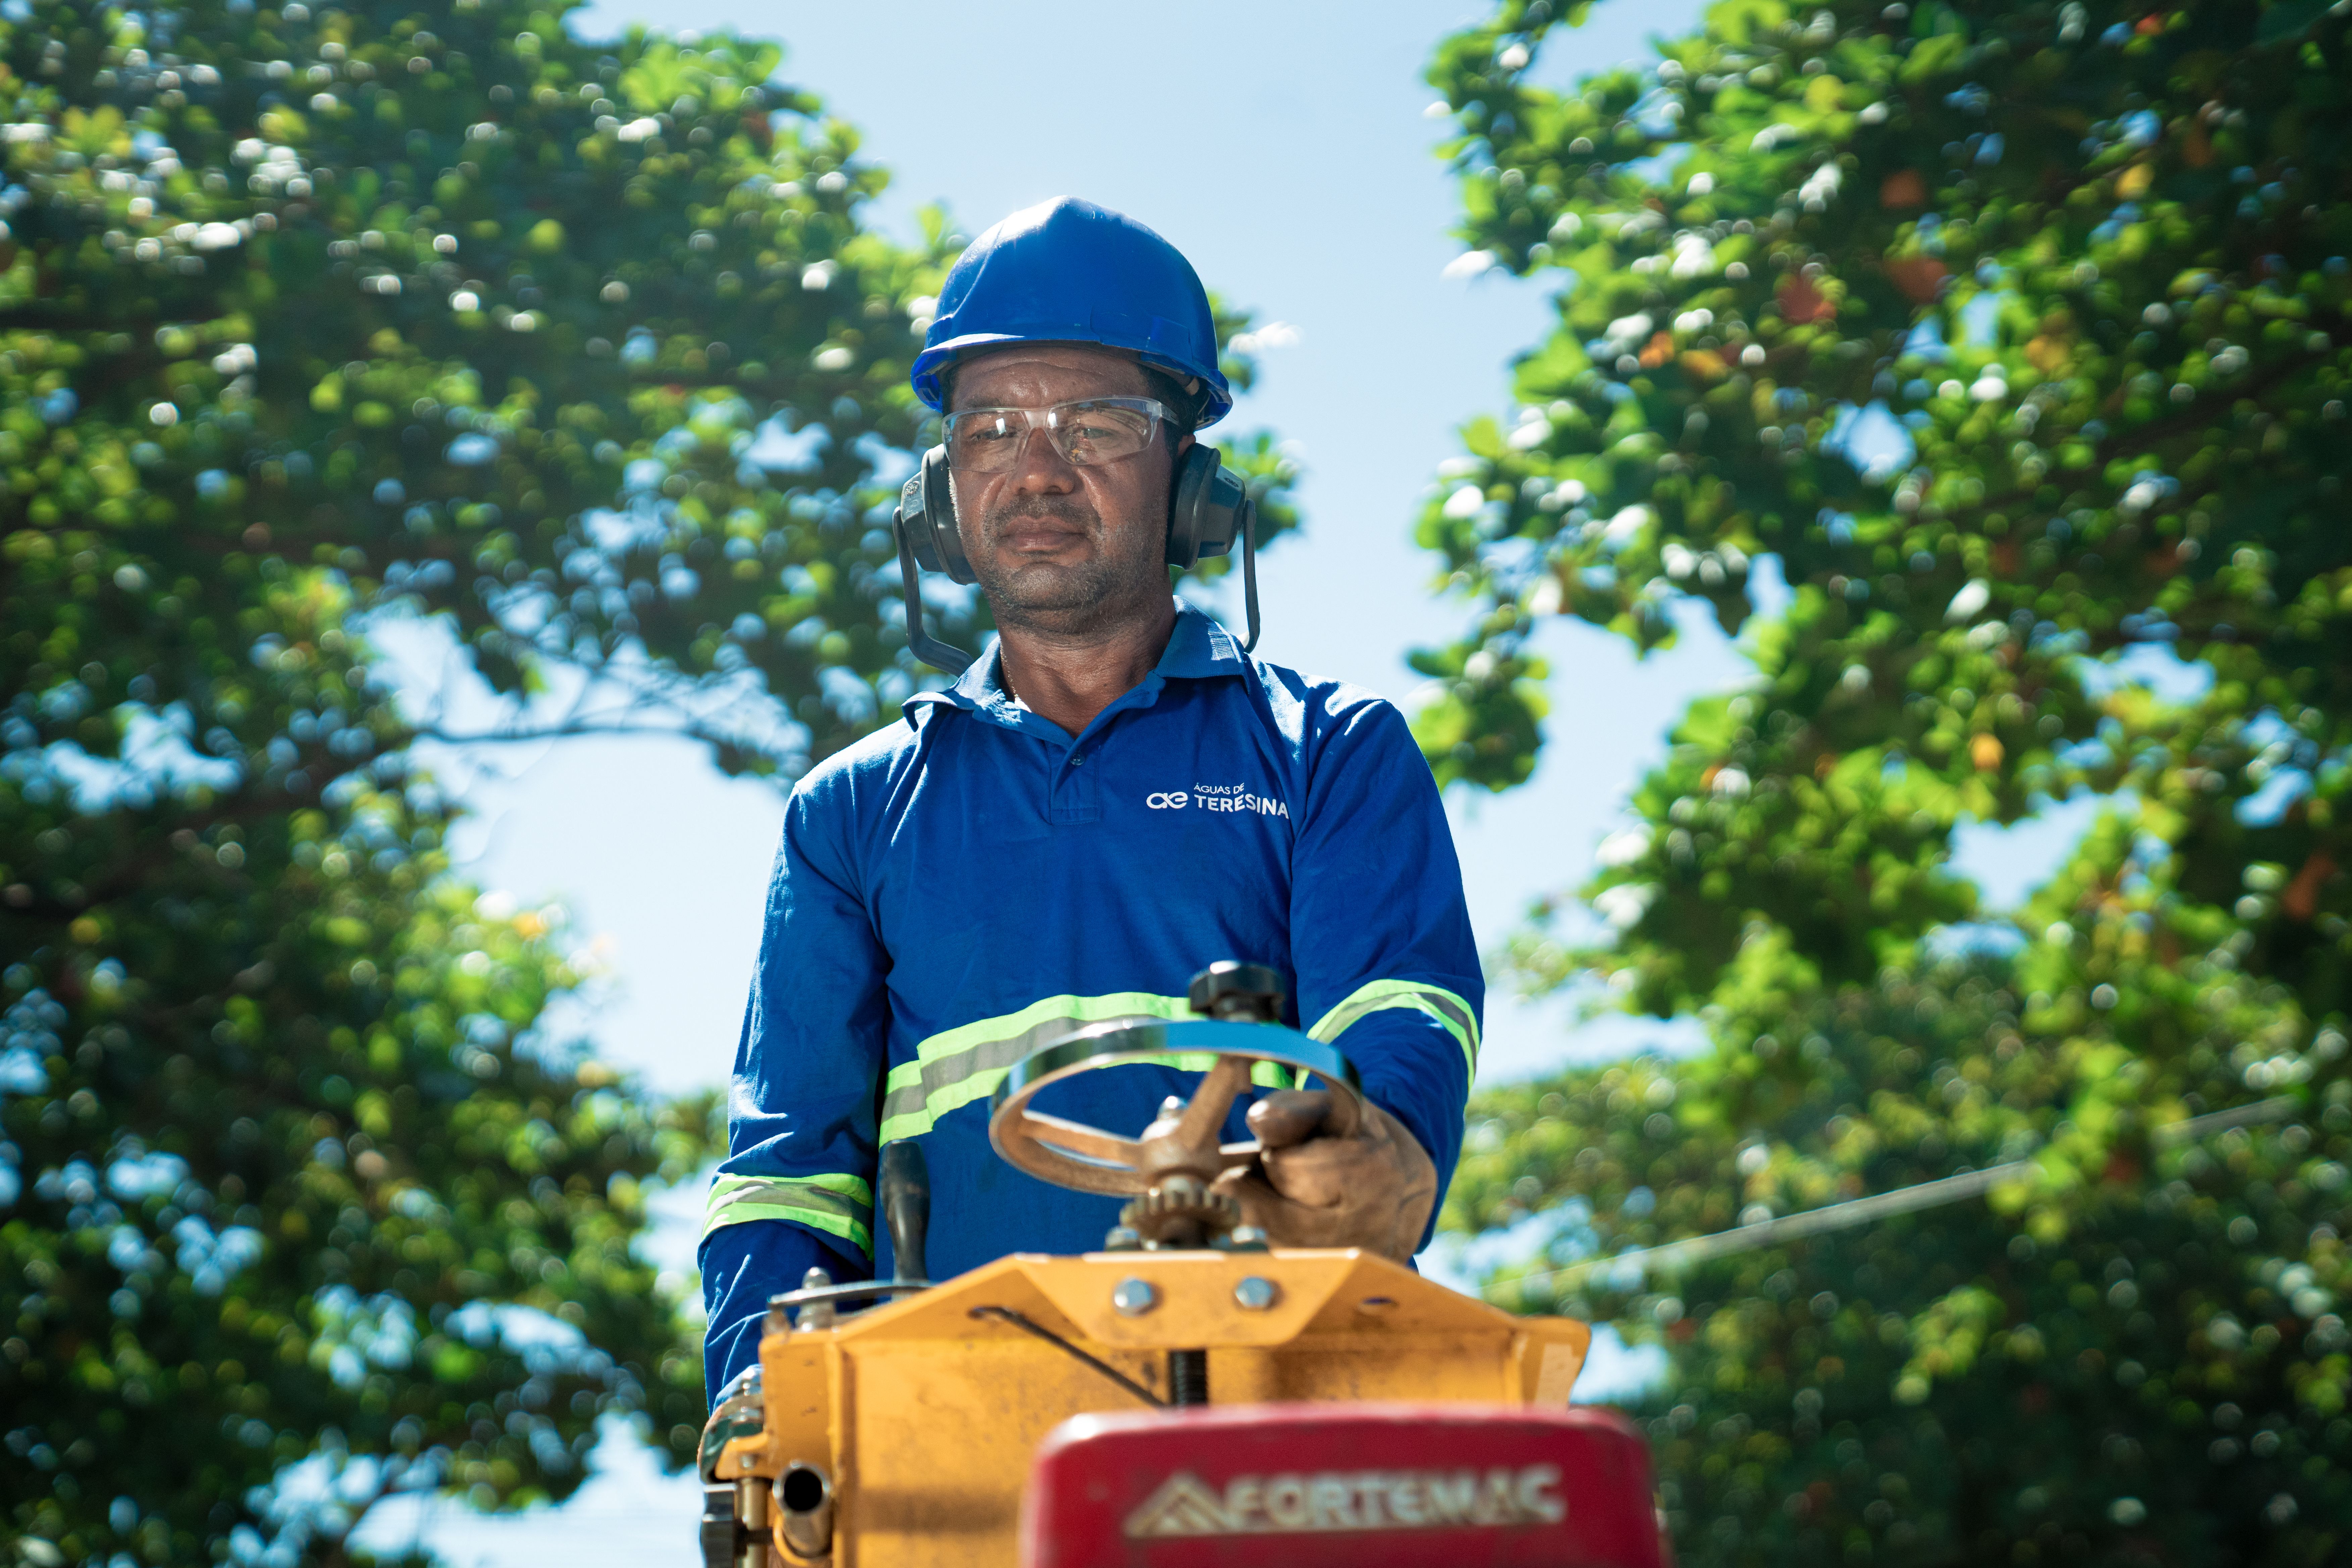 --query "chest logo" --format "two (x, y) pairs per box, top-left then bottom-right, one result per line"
(1145, 784), (1289, 818)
